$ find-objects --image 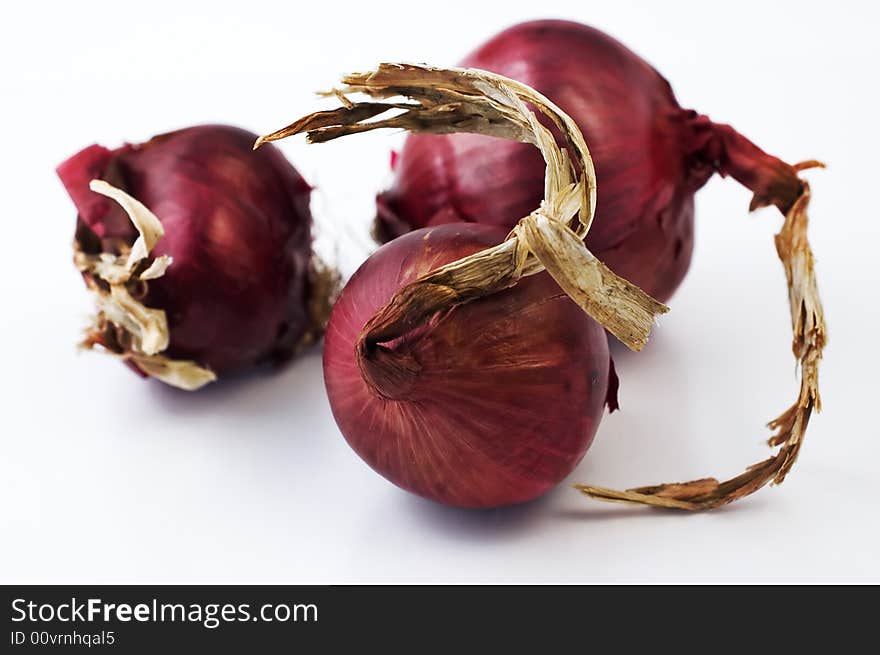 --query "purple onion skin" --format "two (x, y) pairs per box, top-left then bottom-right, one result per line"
(58, 125), (314, 376)
(377, 20), (803, 303)
(324, 224), (614, 508)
